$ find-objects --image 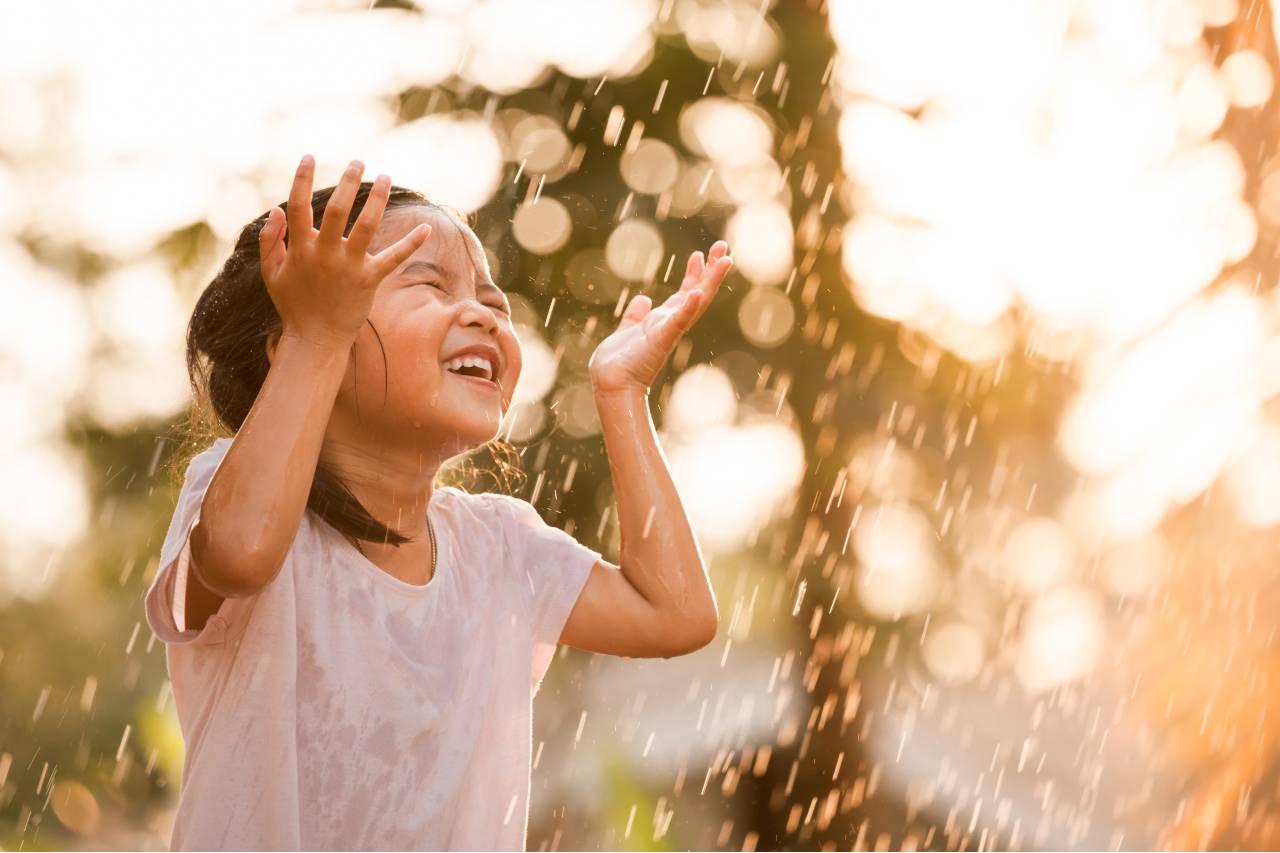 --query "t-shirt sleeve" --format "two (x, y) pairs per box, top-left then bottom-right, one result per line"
(143, 437), (255, 647)
(491, 493), (602, 691)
